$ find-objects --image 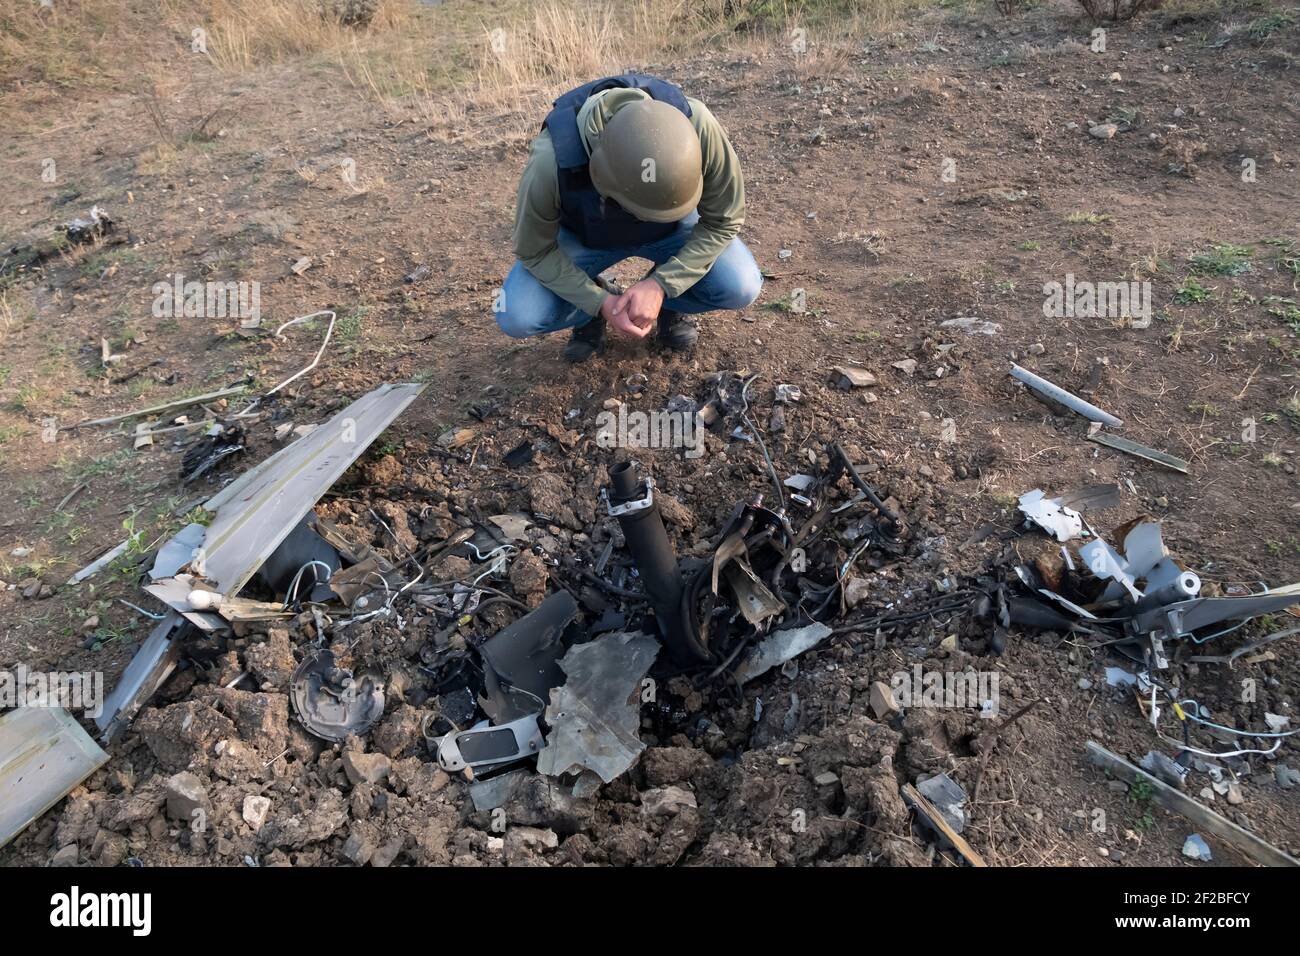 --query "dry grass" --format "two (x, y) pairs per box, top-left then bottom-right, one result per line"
(199, 0), (411, 72)
(2, 0), (941, 134)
